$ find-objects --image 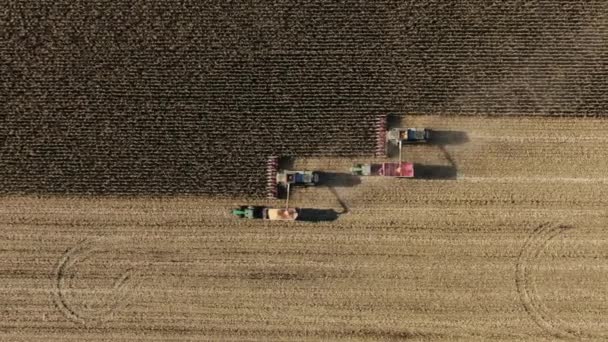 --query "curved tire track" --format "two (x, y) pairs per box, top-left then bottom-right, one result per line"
(516, 223), (605, 340)
(52, 239), (143, 327)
